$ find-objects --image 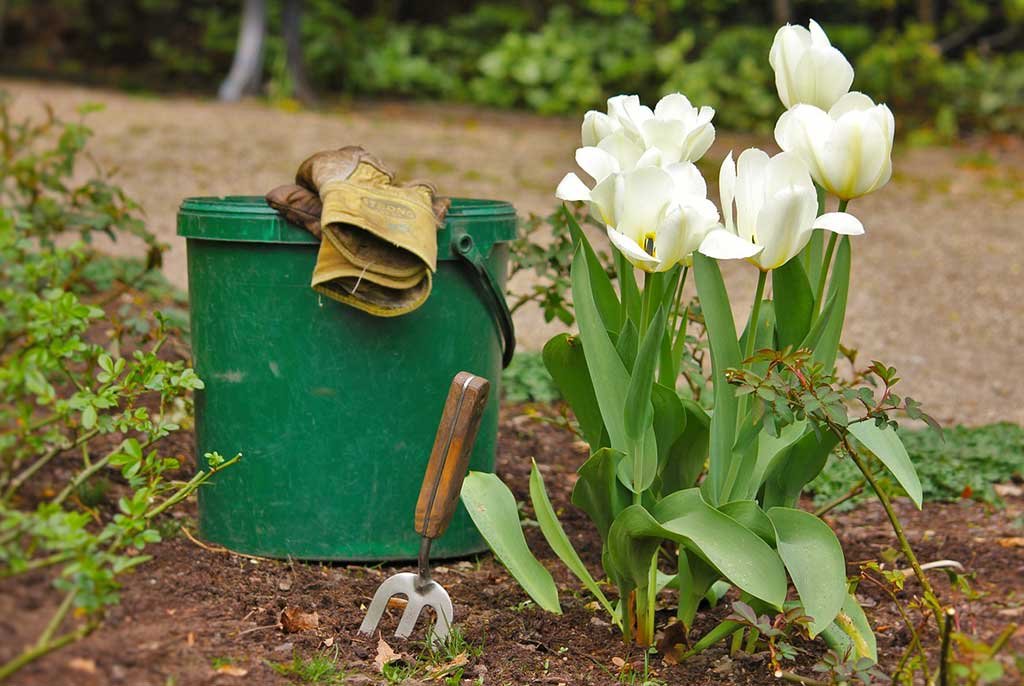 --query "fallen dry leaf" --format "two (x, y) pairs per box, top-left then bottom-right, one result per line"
(279, 607), (319, 633)
(426, 651), (468, 680)
(386, 596), (409, 611)
(374, 638), (403, 673)
(68, 657), (96, 674)
(656, 620), (688, 665)
(214, 665), (248, 677)
(186, 632), (195, 646)
(321, 636), (334, 647)
(278, 578), (293, 591)
(998, 537), (1024, 548)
